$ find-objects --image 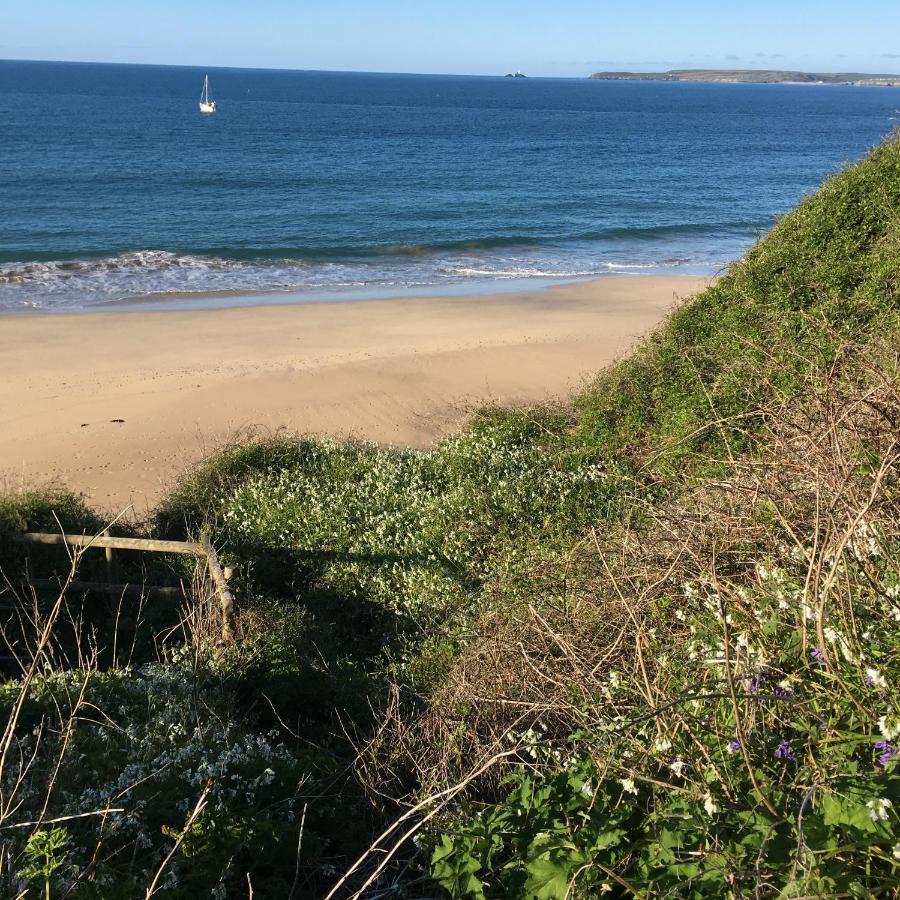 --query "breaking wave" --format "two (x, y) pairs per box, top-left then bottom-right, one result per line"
(0, 237), (744, 312)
